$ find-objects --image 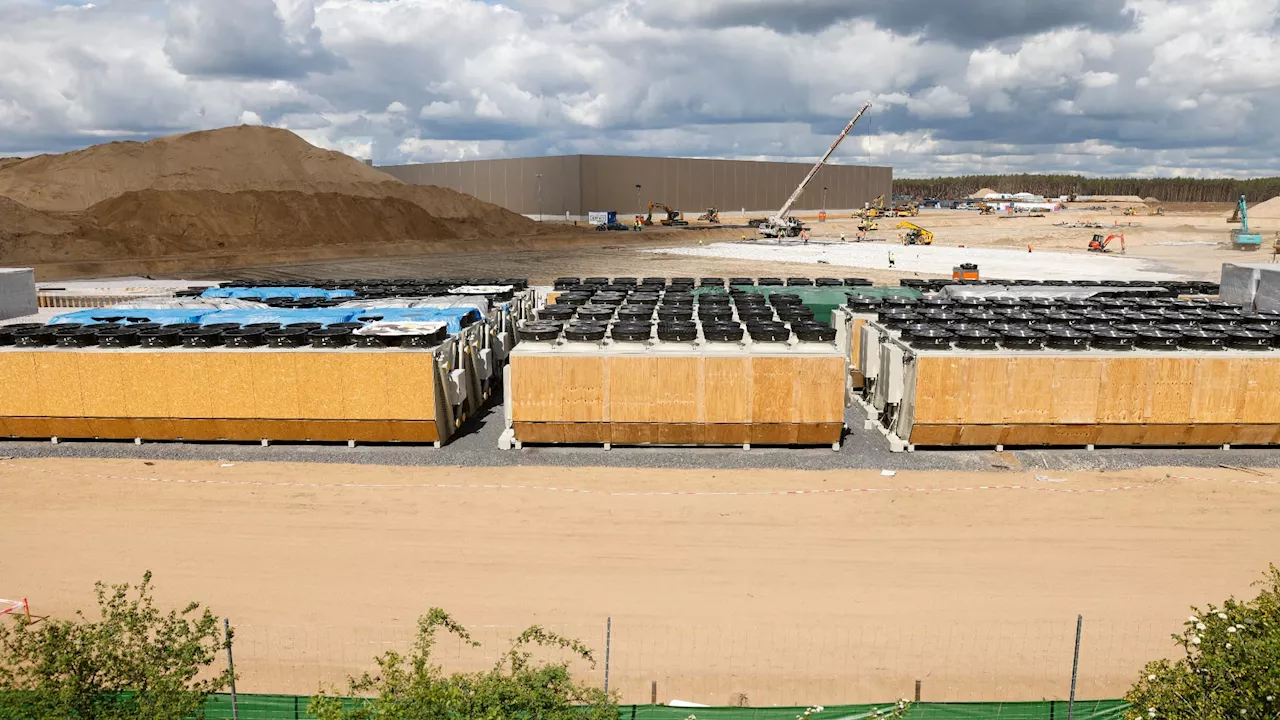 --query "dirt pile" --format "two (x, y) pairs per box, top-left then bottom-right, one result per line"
(1248, 195), (1280, 220)
(0, 125), (539, 276)
(0, 126), (396, 212)
(0, 196), (76, 239)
